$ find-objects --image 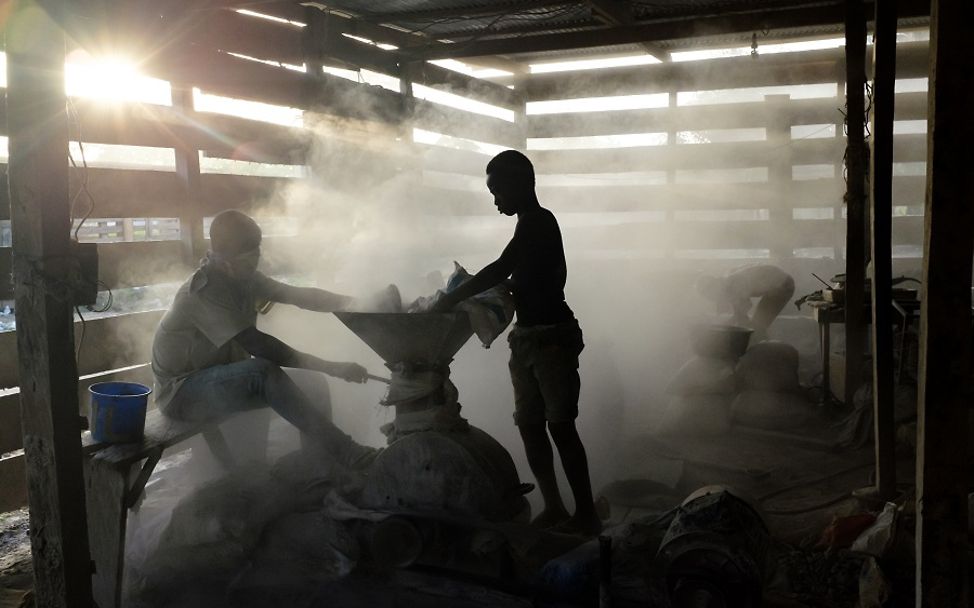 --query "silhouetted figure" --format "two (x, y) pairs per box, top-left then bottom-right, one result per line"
(151, 210), (377, 469)
(696, 264), (796, 342)
(434, 150), (601, 536)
